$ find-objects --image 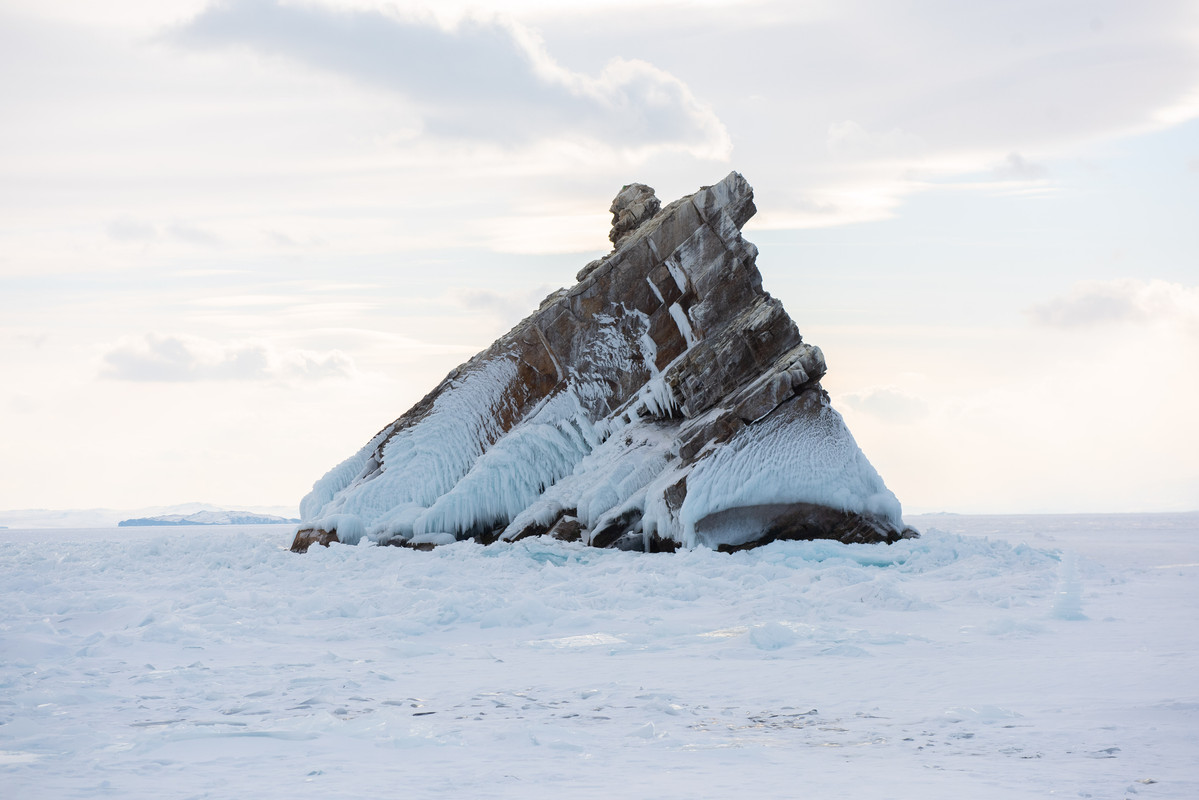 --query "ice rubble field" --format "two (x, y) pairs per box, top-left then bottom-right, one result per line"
(2, 514), (1197, 799)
